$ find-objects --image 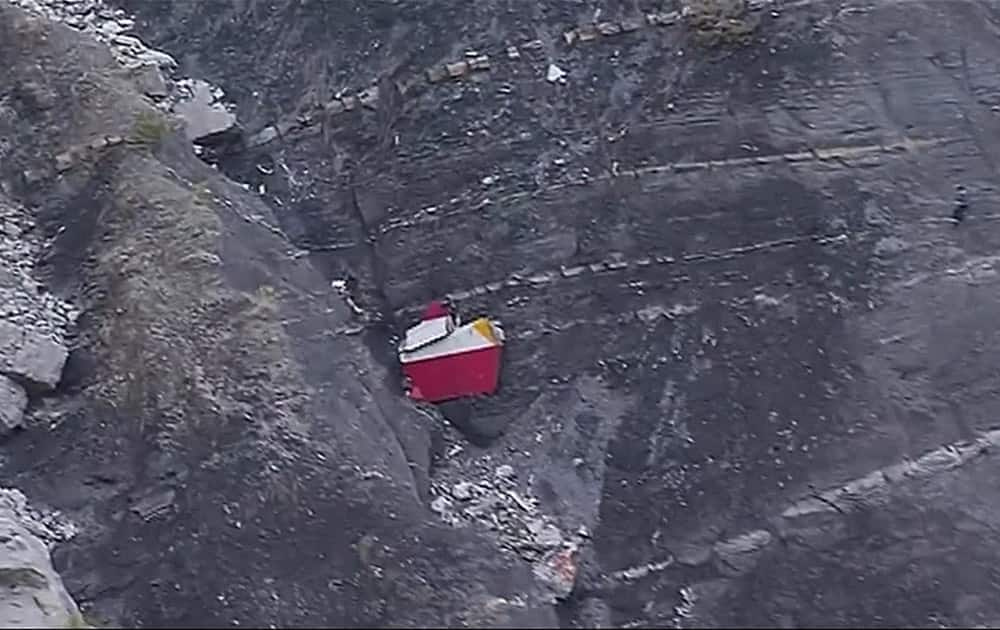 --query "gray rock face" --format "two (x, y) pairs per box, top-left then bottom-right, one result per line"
(0, 377), (27, 433)
(0, 489), (81, 629)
